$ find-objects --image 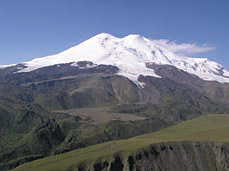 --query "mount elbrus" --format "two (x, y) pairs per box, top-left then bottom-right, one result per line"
(1, 33), (229, 84)
(1, 34), (229, 171)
